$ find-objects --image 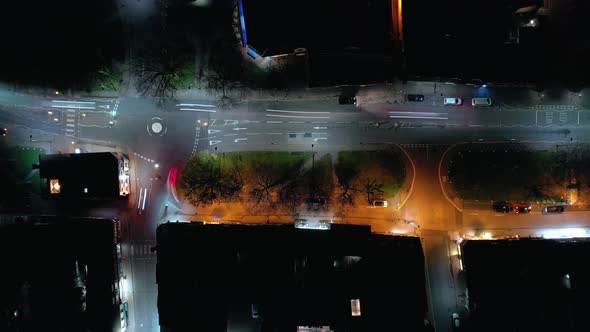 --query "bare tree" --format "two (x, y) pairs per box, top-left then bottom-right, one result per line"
(182, 153), (242, 206)
(196, 39), (248, 109)
(132, 47), (189, 104)
(359, 178), (384, 204)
